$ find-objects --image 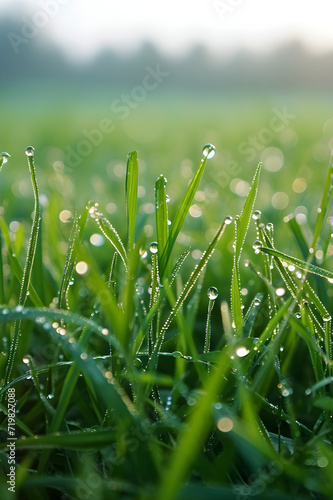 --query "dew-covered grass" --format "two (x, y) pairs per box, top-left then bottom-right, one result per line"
(0, 137), (333, 499)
